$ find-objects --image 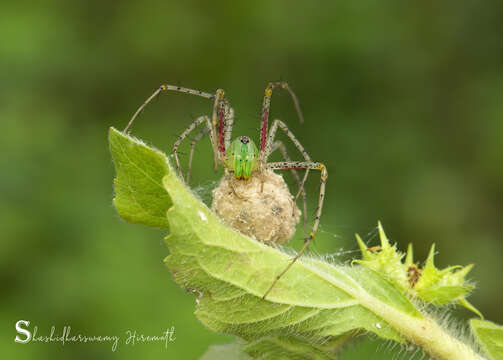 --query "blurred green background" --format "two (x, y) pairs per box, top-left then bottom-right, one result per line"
(2, 1), (502, 359)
